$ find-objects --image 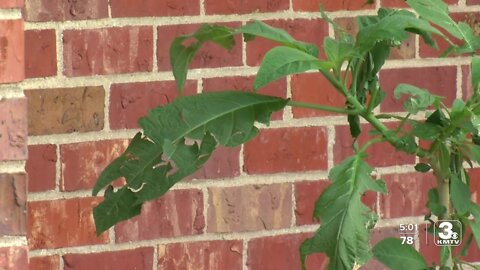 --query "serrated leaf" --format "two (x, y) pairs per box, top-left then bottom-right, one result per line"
(372, 238), (428, 270)
(406, 0), (480, 53)
(236, 20), (319, 57)
(415, 163), (431, 173)
(356, 8), (443, 53)
(323, 37), (357, 72)
(394, 84), (439, 114)
(300, 154), (385, 270)
(254, 46), (333, 90)
(92, 91), (288, 234)
(426, 188), (447, 216)
(170, 24), (235, 93)
(451, 174), (471, 215)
